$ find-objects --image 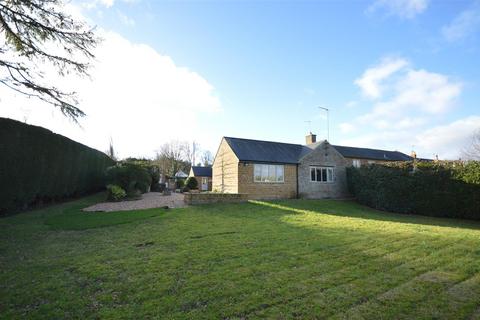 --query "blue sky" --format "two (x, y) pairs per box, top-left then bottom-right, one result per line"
(1, 0), (479, 159)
